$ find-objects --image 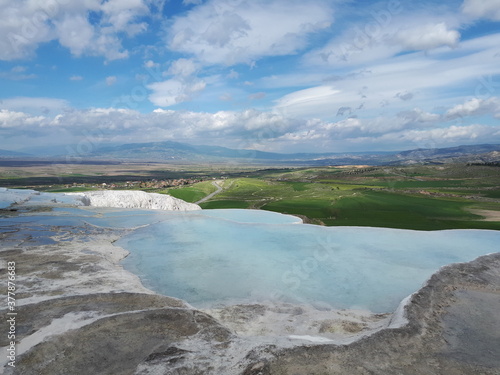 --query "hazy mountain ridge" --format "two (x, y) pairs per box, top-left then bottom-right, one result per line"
(396, 144), (500, 158)
(84, 141), (401, 164)
(4, 142), (500, 165)
(0, 149), (31, 157)
(395, 144), (500, 165)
